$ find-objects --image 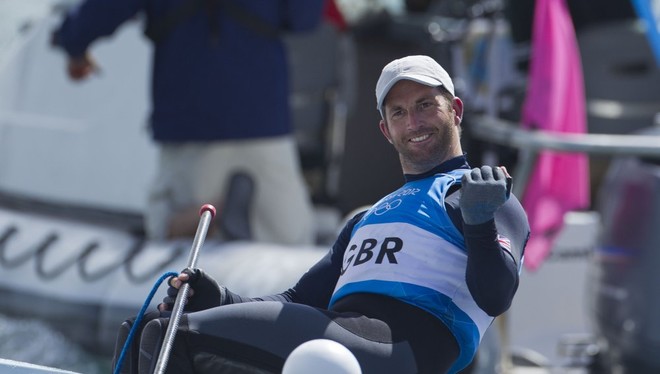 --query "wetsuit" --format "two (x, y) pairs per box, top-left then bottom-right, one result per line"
(113, 155), (529, 374)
